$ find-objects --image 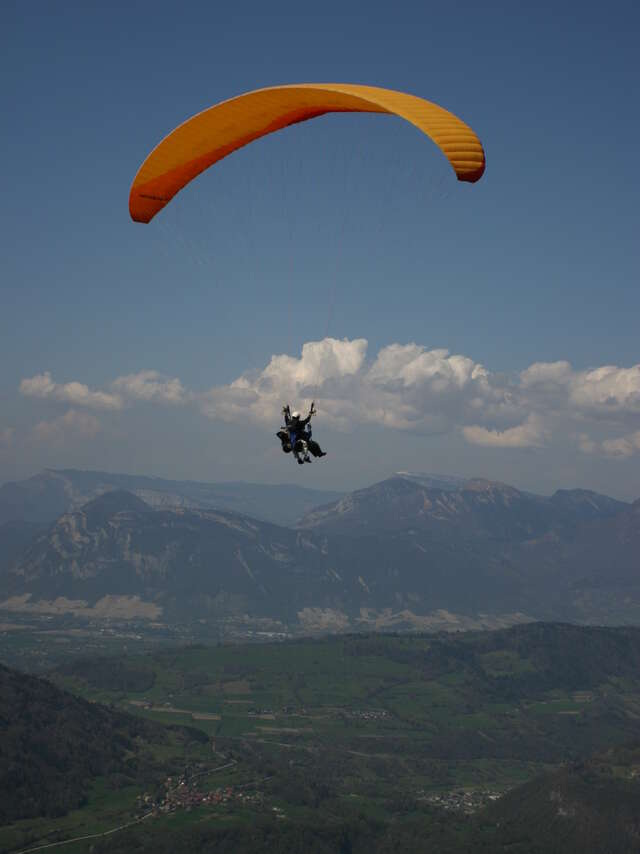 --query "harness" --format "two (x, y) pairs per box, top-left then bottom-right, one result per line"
(288, 424), (311, 446)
